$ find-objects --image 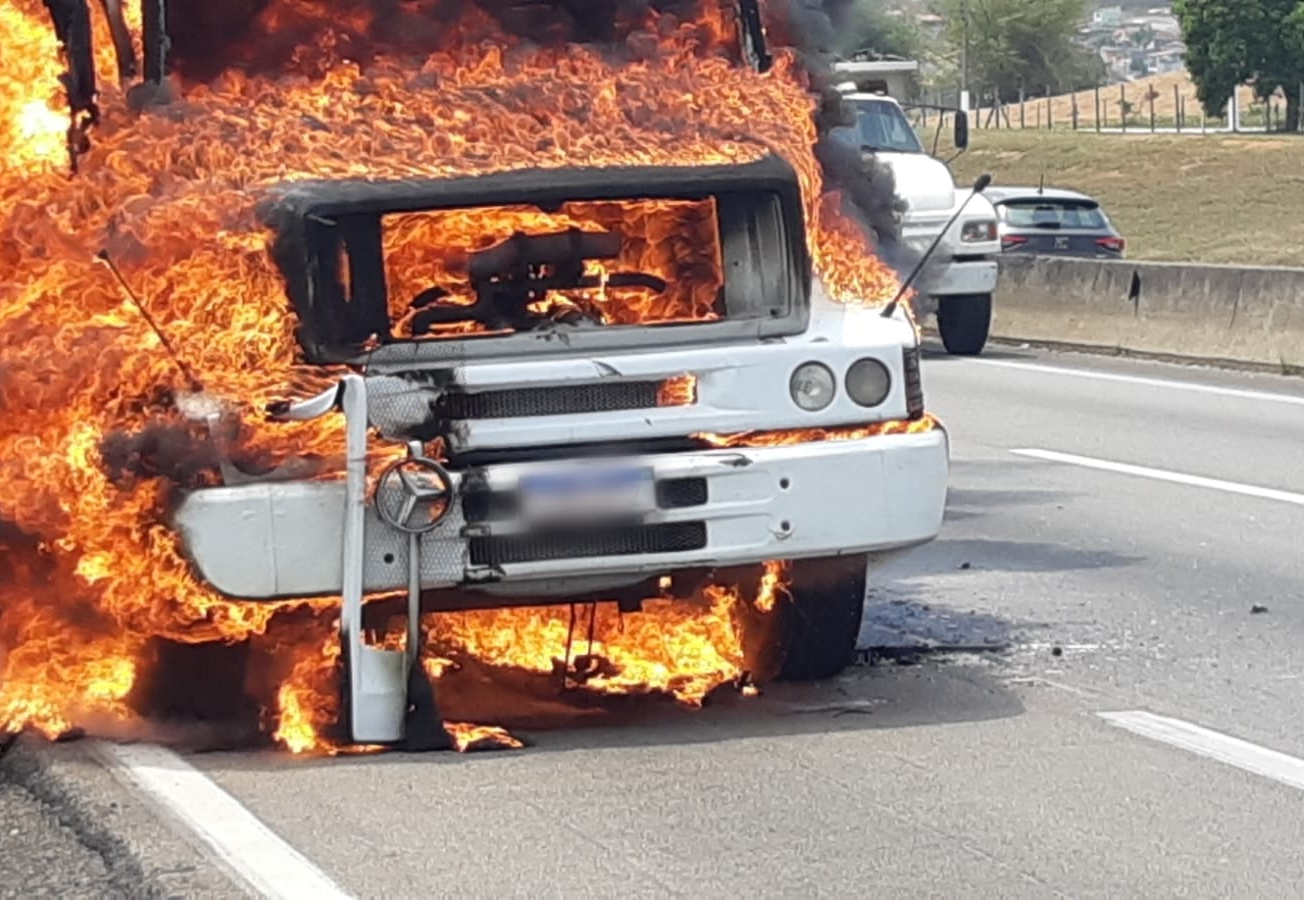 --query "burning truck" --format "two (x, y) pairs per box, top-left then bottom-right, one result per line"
(0, 0), (948, 750)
